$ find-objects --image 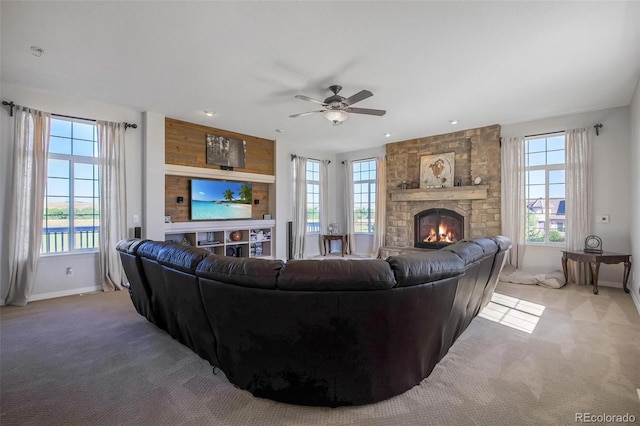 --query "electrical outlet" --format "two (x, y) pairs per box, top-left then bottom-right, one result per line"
(66, 267), (74, 277)
(598, 214), (610, 224)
